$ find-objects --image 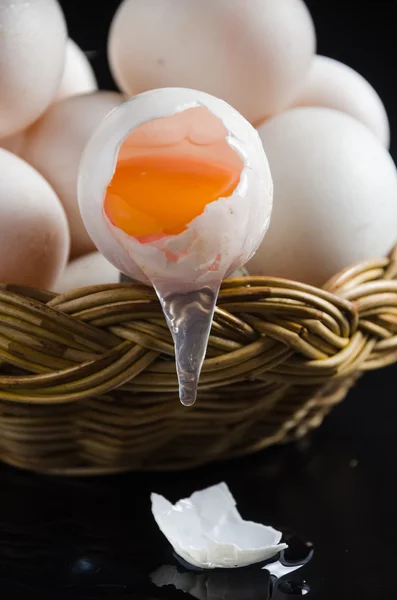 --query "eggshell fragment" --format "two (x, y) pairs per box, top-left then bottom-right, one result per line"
(23, 92), (124, 258)
(291, 55), (390, 147)
(247, 108), (397, 286)
(54, 39), (98, 102)
(0, 0), (67, 138)
(53, 252), (120, 292)
(0, 149), (69, 289)
(108, 0), (316, 124)
(151, 482), (287, 569)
